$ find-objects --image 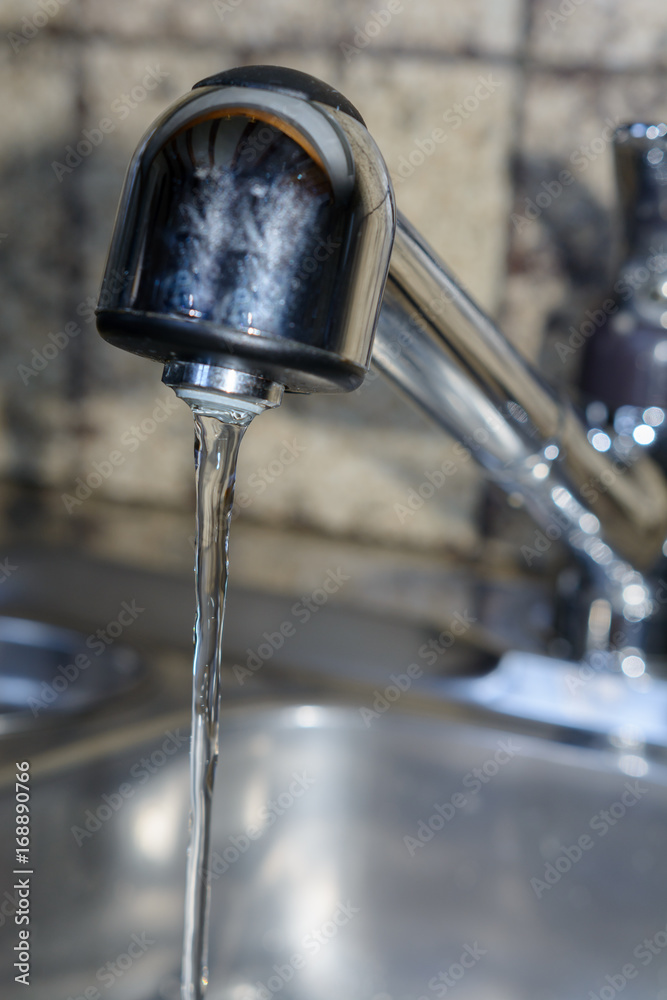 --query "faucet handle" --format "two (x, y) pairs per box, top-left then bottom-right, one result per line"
(580, 123), (667, 425)
(615, 122), (667, 249)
